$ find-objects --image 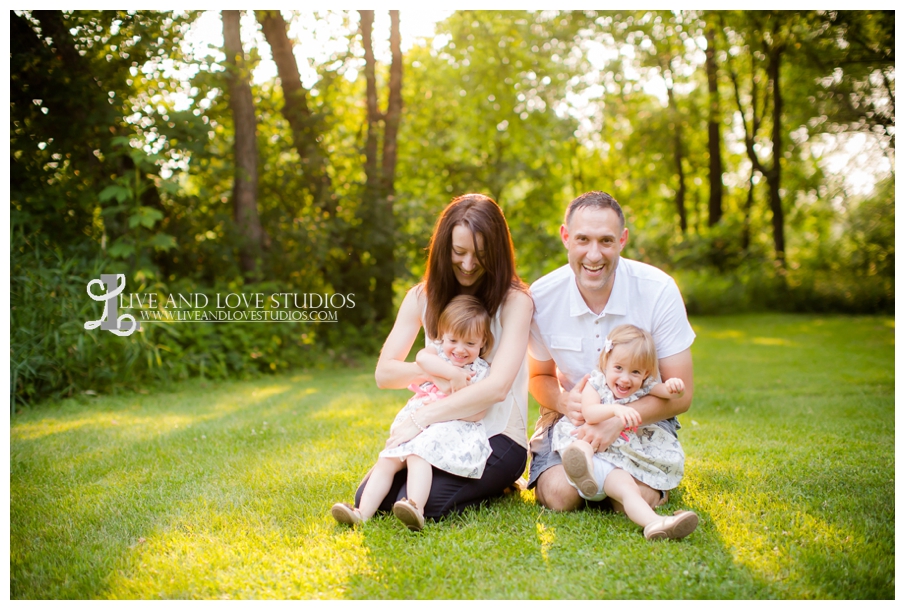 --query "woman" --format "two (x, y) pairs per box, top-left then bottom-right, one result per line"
(354, 193), (534, 519)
